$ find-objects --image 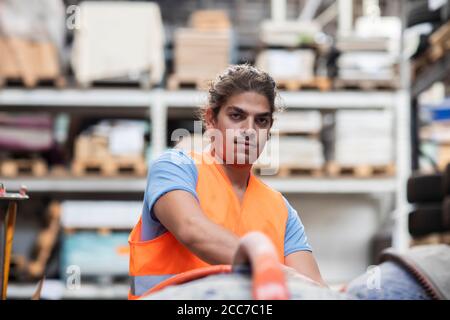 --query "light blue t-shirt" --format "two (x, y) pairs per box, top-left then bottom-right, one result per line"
(141, 149), (312, 257)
